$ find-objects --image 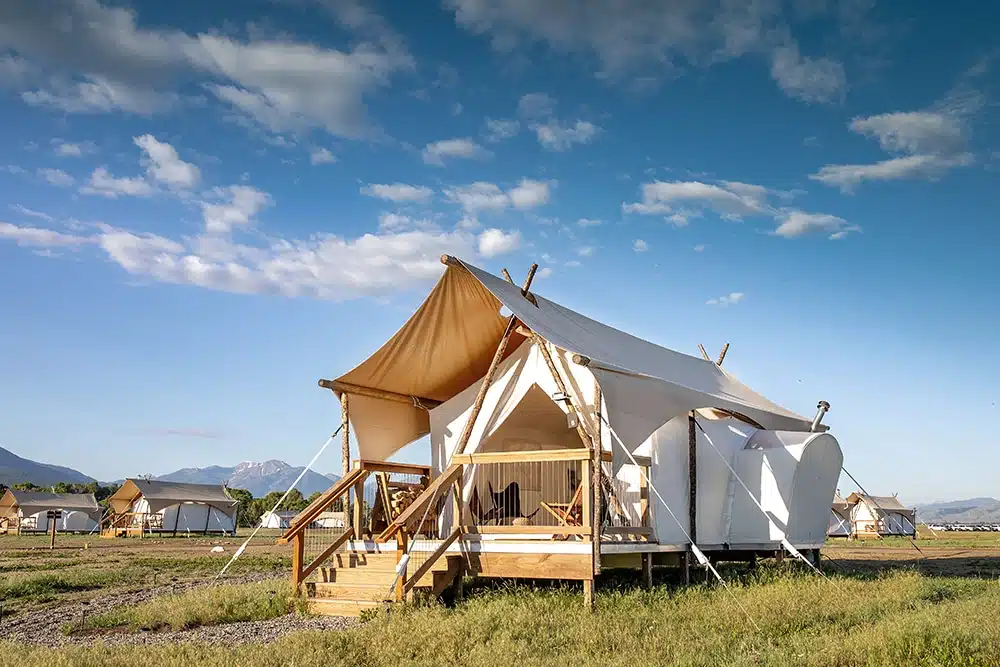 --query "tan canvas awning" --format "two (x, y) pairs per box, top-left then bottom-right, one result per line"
(333, 258), (814, 461)
(108, 479), (237, 515)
